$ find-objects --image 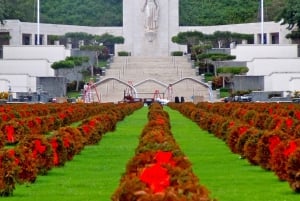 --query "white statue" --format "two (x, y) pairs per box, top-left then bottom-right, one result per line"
(142, 0), (159, 32)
